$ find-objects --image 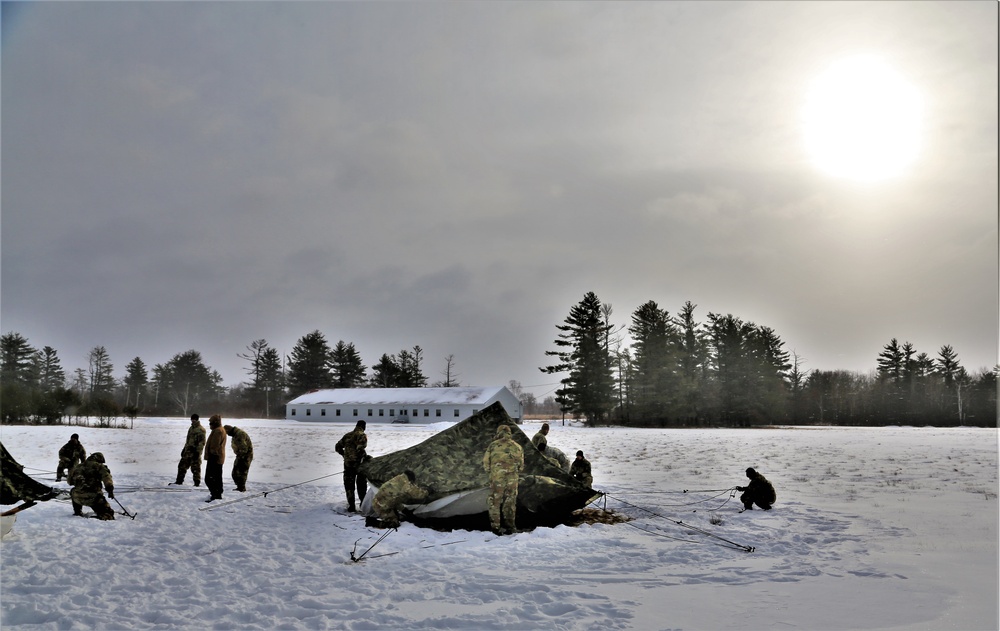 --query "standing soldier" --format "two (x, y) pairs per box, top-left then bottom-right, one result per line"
(483, 424), (523, 536)
(335, 421), (367, 512)
(69, 452), (115, 520)
(203, 415), (227, 503)
(369, 470), (430, 529)
(570, 450), (593, 487)
(224, 425), (253, 492)
(55, 434), (86, 482)
(172, 414), (206, 486)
